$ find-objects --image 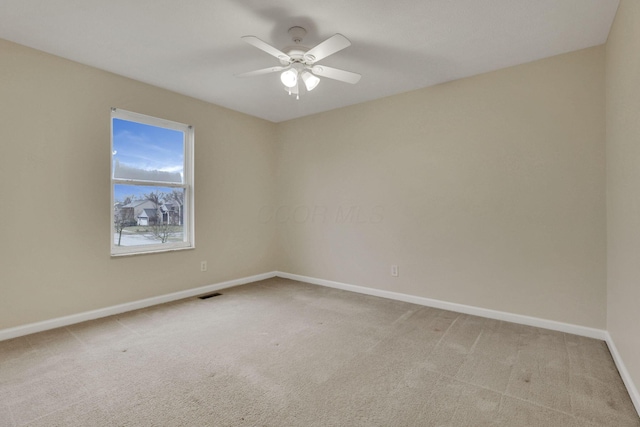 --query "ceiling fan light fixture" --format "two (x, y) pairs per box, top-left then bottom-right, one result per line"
(301, 71), (320, 91)
(280, 69), (298, 88)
